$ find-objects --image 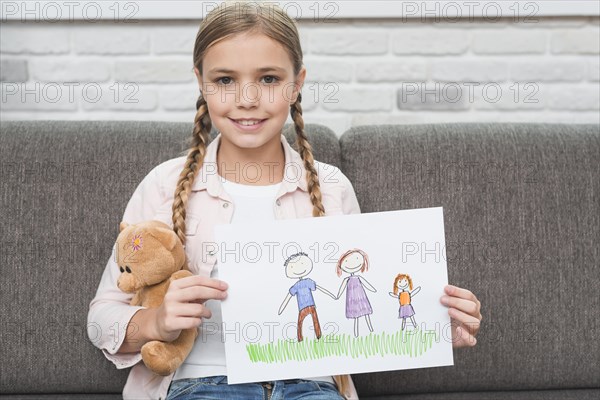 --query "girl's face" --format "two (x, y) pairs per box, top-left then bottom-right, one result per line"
(195, 32), (306, 156)
(397, 278), (409, 289)
(341, 252), (364, 273)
